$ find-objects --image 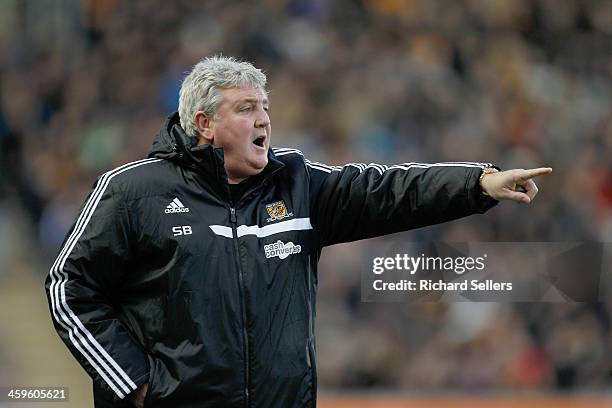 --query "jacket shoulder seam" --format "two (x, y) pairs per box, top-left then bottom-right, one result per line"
(104, 158), (166, 185)
(272, 147), (308, 173)
(106, 158), (170, 198)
